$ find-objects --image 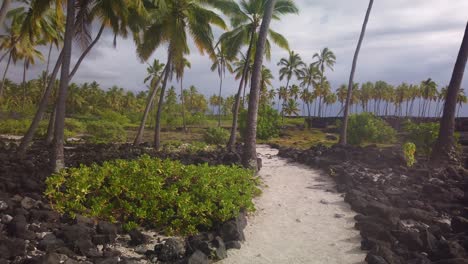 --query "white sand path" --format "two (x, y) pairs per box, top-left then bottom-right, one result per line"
(221, 145), (366, 264)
